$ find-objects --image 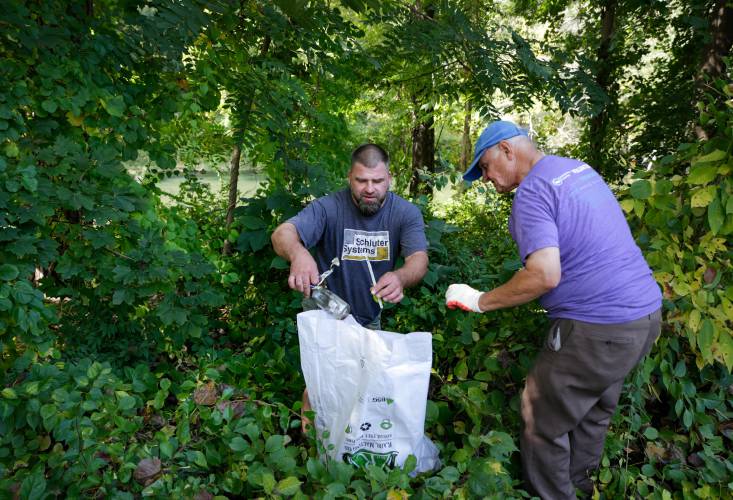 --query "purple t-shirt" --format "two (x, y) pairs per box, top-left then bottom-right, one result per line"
(288, 189), (428, 326)
(509, 155), (661, 324)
